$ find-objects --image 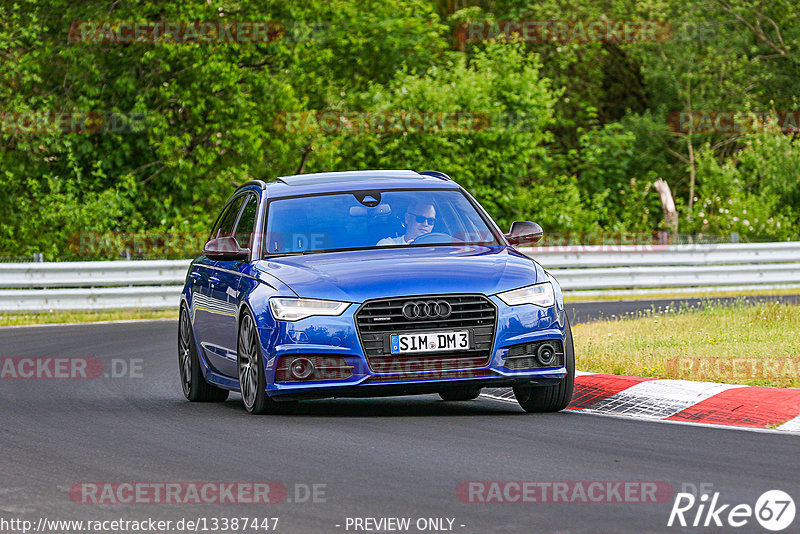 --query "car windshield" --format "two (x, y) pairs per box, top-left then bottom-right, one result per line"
(262, 189), (500, 256)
